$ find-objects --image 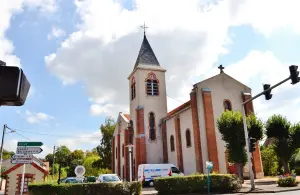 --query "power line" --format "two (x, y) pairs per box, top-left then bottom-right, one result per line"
(15, 132), (30, 141)
(167, 94), (185, 103)
(10, 128), (101, 139)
